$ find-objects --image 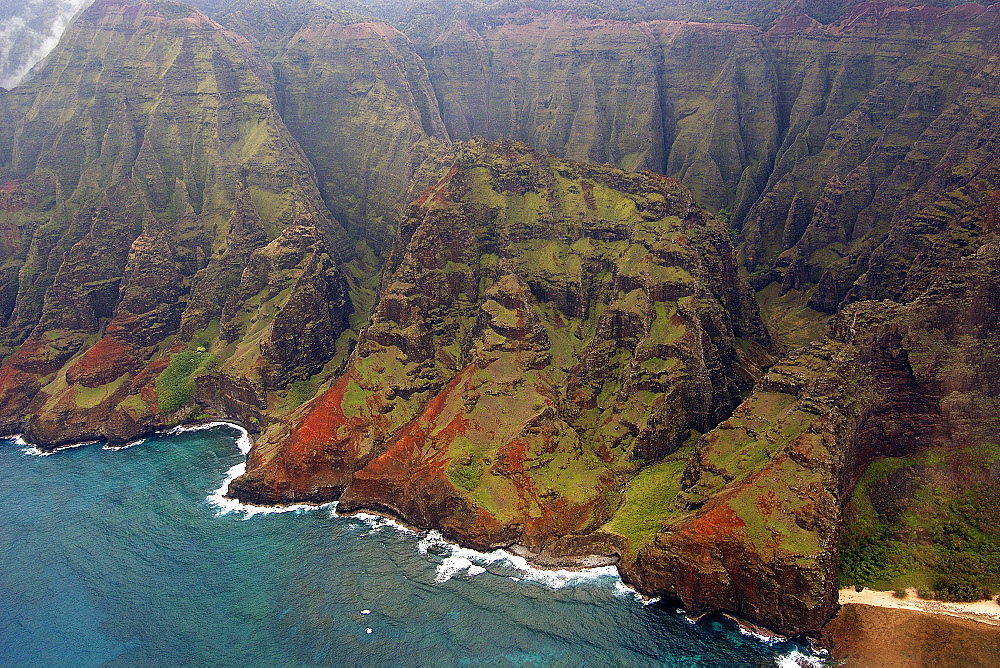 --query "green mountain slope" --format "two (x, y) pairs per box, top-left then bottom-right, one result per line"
(0, 0), (360, 445)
